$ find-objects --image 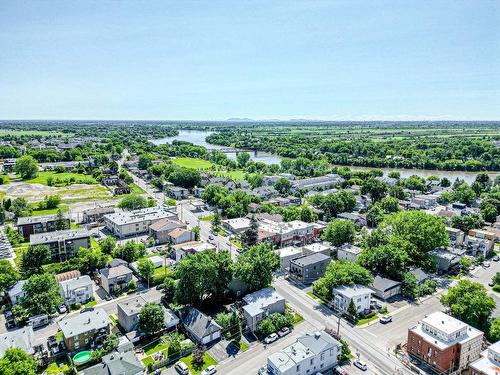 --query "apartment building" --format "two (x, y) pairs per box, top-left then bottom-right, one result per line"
(331, 284), (372, 314)
(242, 287), (286, 332)
(446, 227), (465, 246)
(407, 311), (484, 373)
(58, 309), (111, 351)
(469, 341), (500, 375)
(17, 213), (70, 240)
(59, 275), (93, 307)
(291, 174), (344, 192)
(30, 228), (91, 262)
(103, 206), (177, 238)
(266, 330), (342, 375)
(289, 253), (330, 284)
